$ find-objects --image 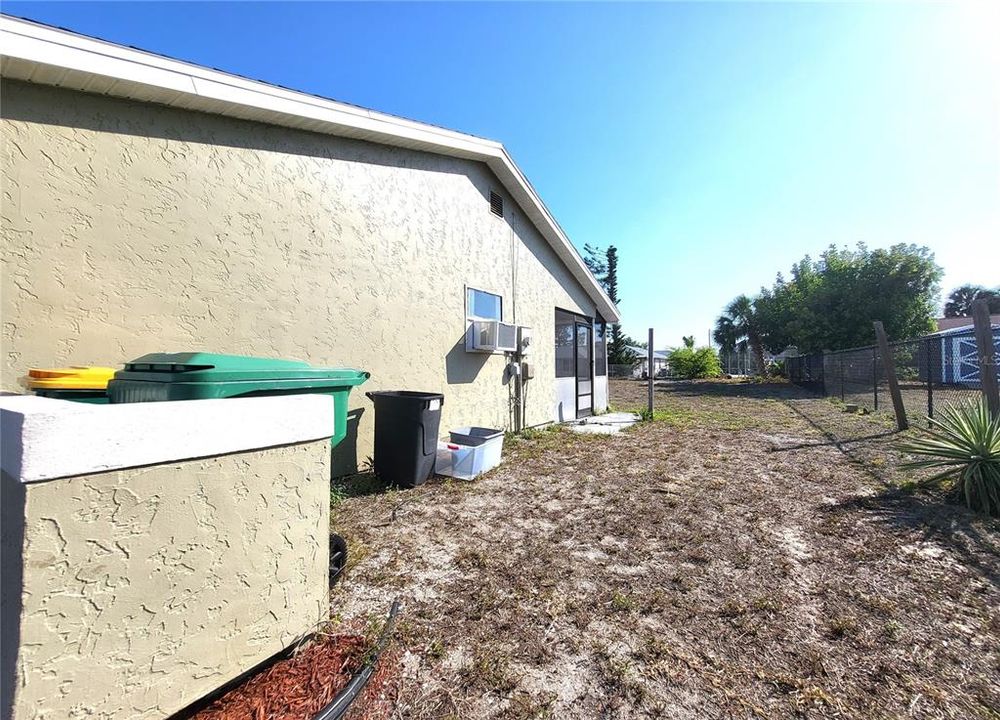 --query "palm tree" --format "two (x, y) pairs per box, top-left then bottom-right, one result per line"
(712, 316), (738, 354)
(944, 285), (1000, 317)
(714, 294), (766, 375)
